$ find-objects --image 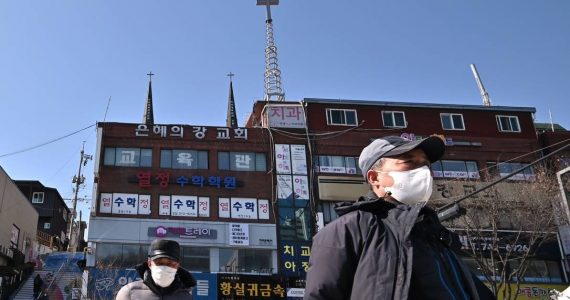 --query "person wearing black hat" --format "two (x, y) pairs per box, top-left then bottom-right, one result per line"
(304, 136), (494, 300)
(116, 239), (196, 300)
